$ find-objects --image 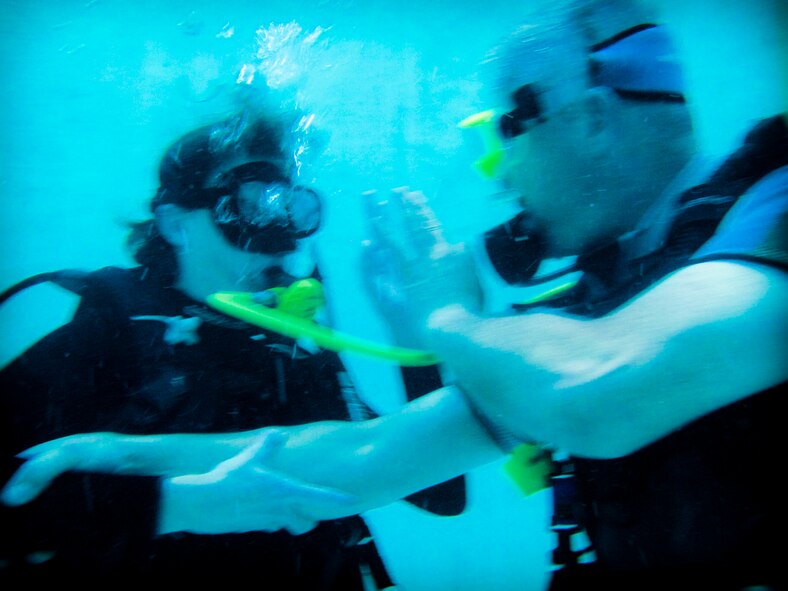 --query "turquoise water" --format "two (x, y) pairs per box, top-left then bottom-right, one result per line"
(0, 1), (785, 588)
